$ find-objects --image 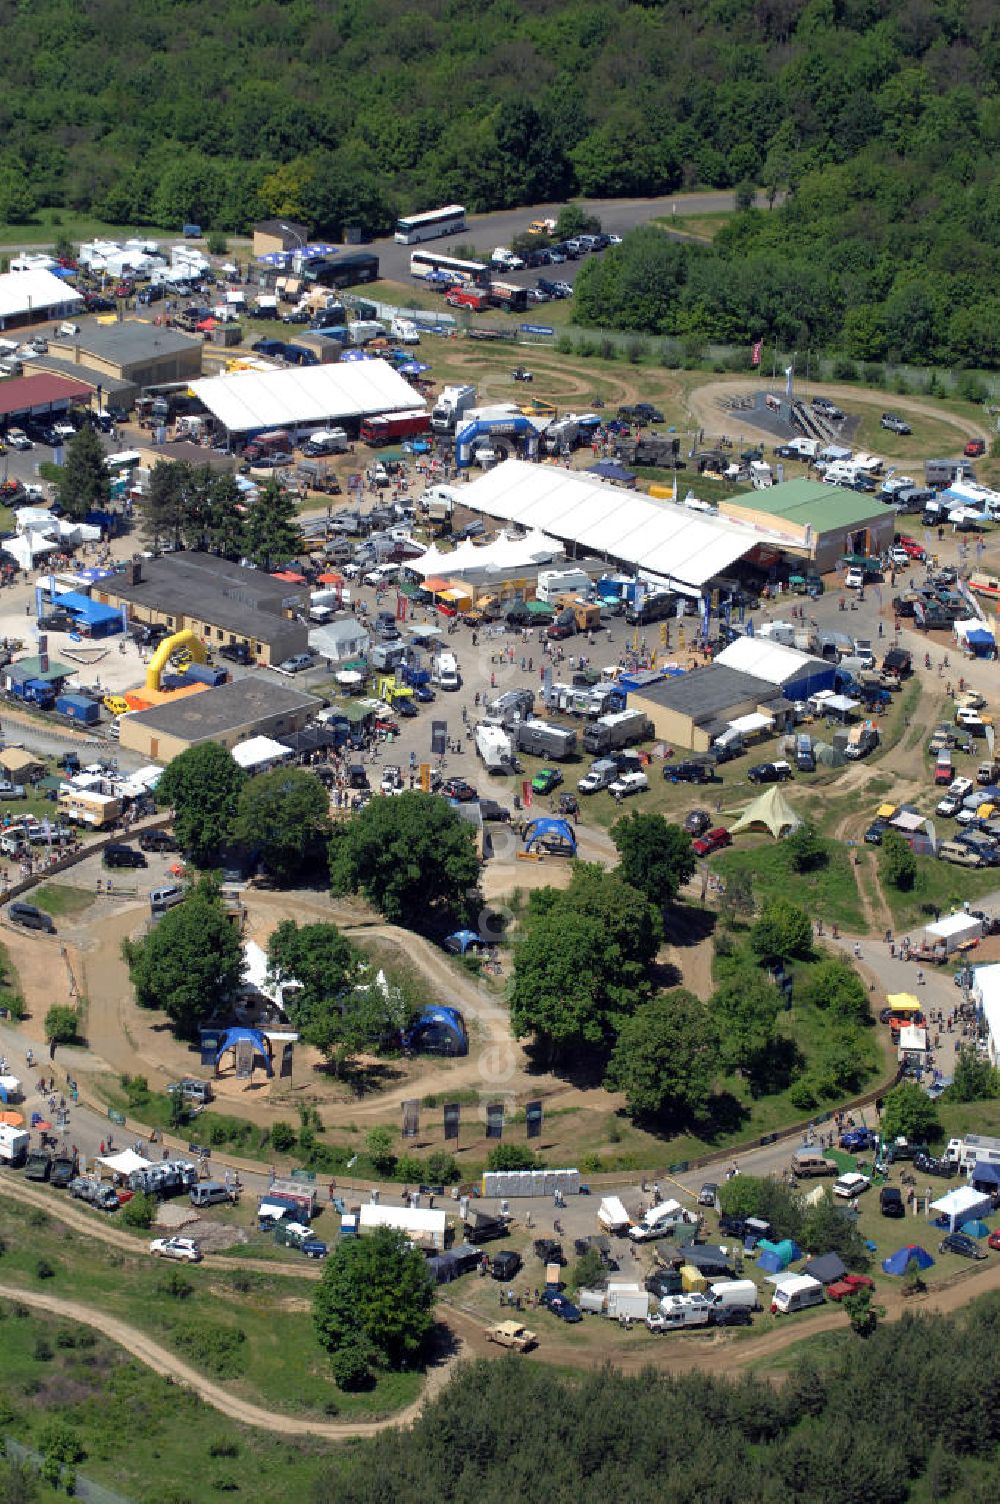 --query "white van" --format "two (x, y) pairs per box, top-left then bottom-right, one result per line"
(770, 1275), (825, 1315)
(432, 652), (460, 691)
(189, 1181), (237, 1208)
(707, 1279), (759, 1311)
(391, 318), (420, 344)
